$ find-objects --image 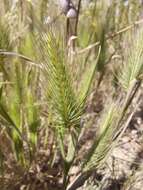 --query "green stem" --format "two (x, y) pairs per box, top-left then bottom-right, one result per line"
(114, 79), (141, 139)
